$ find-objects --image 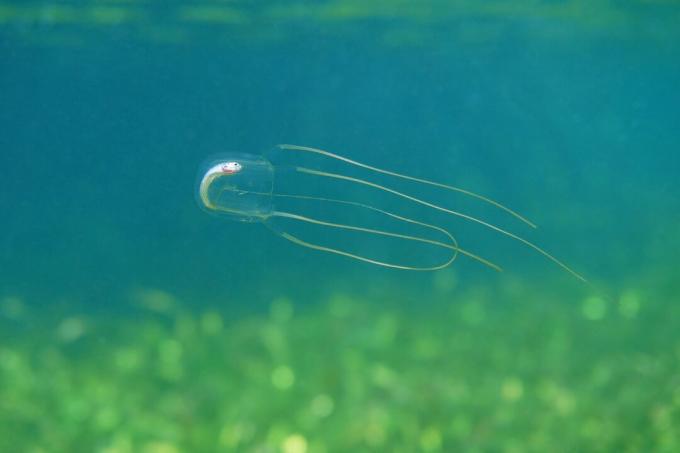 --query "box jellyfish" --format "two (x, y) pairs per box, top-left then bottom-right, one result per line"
(197, 144), (585, 281)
